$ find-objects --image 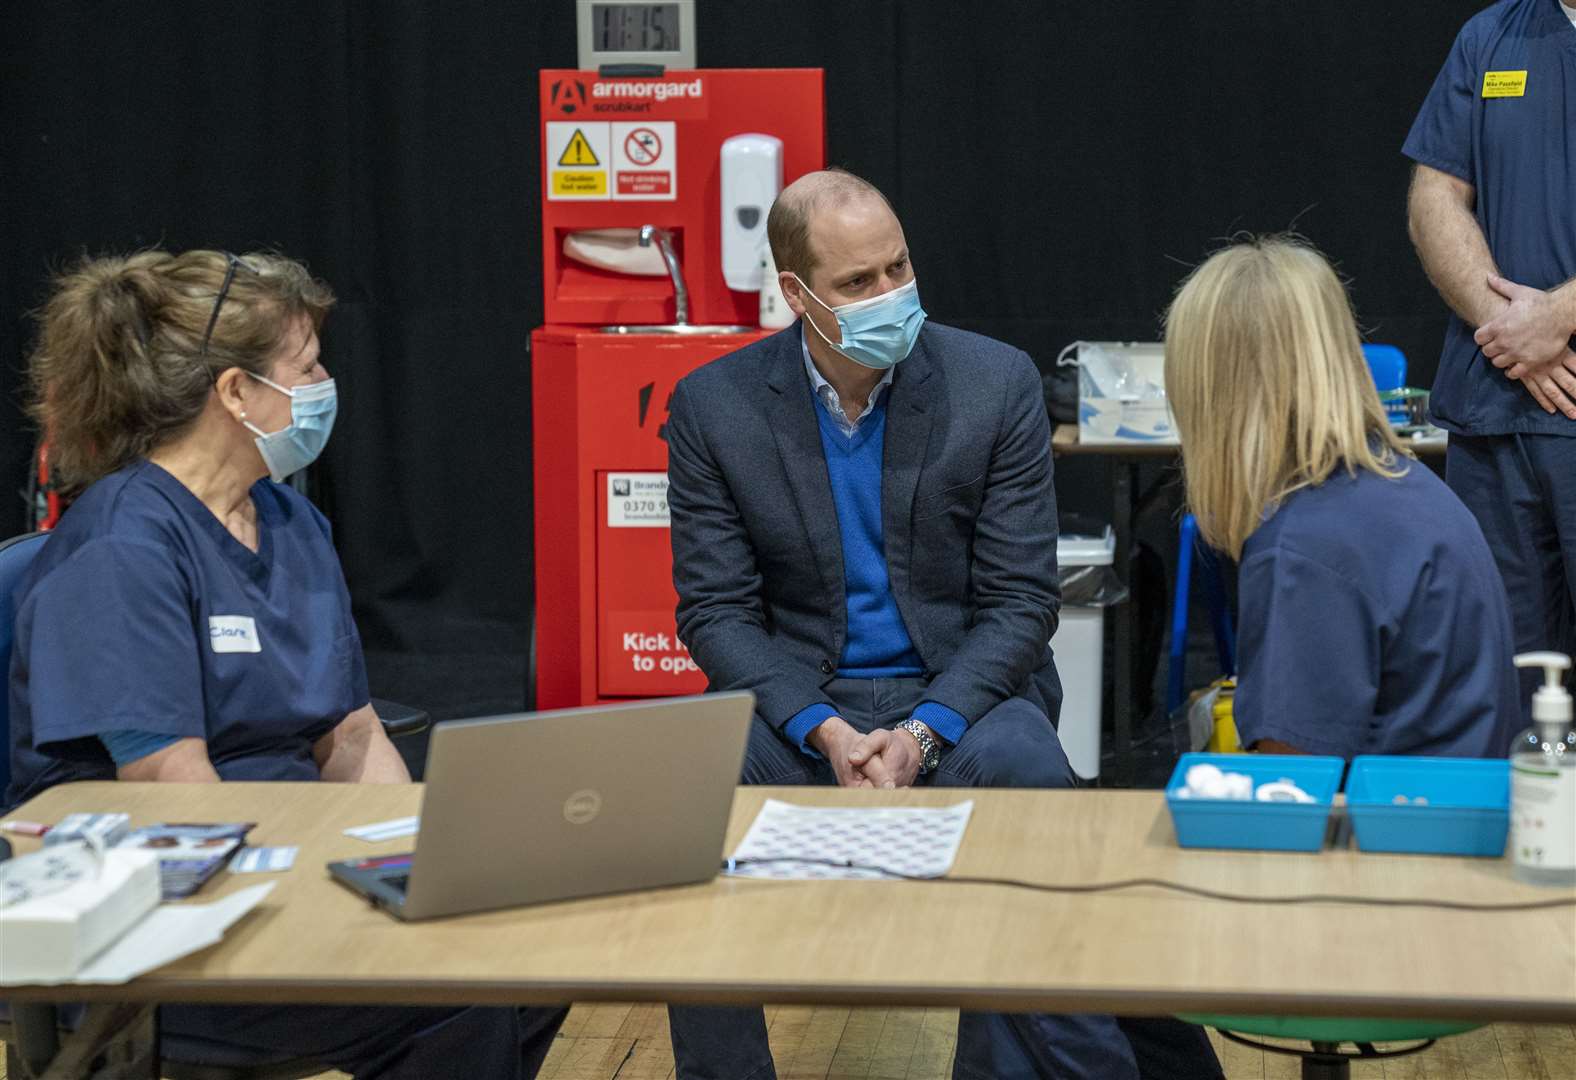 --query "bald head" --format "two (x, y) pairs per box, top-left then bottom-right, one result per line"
(767, 169), (897, 287)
